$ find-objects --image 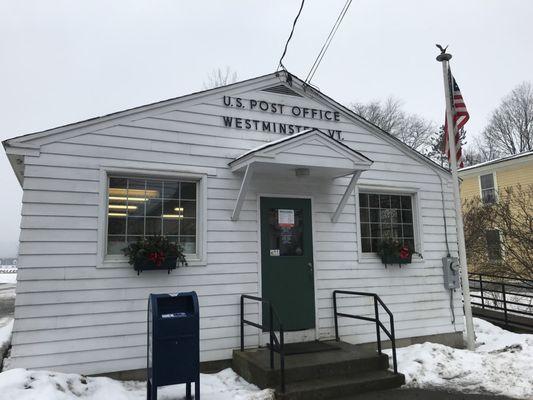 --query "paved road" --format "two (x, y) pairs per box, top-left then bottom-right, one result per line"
(339, 388), (517, 399)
